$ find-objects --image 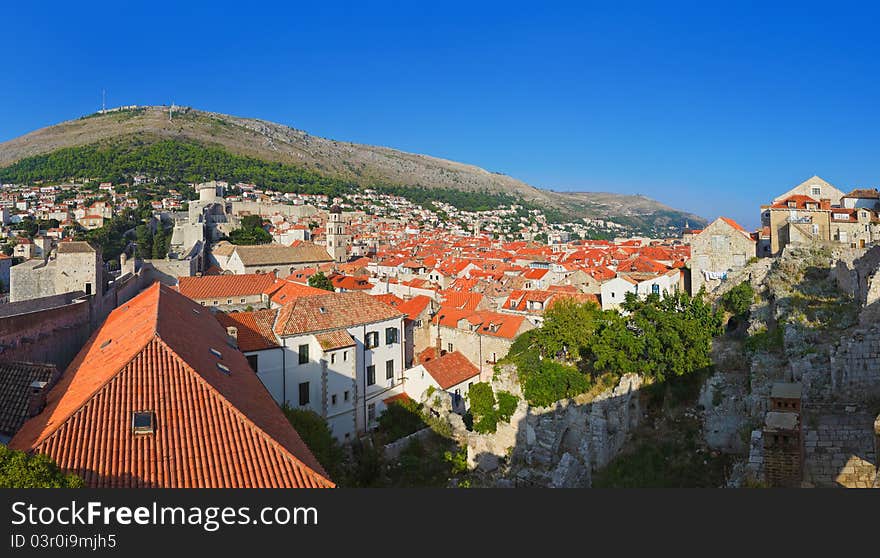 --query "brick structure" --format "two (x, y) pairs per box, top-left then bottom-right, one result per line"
(763, 383), (803, 487)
